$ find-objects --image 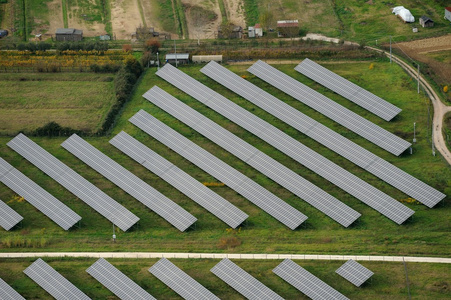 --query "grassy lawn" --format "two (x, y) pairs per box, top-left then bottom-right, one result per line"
(0, 257), (449, 299)
(0, 59), (449, 258)
(0, 73), (116, 135)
